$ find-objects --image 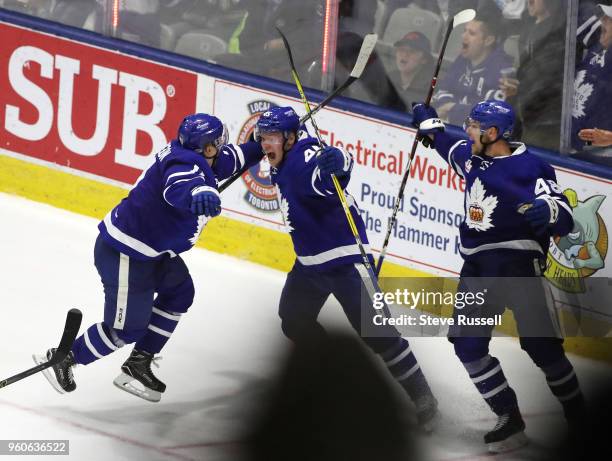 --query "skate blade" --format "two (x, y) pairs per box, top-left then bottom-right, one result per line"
(487, 431), (528, 453)
(32, 354), (65, 395)
(113, 372), (161, 402)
